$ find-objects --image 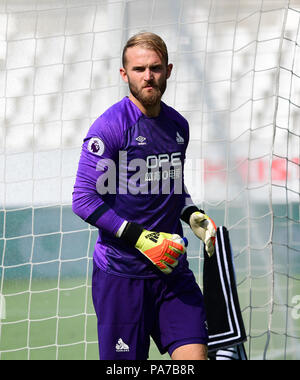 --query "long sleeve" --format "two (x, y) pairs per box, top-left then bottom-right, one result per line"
(72, 115), (125, 236)
(180, 185), (202, 225)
